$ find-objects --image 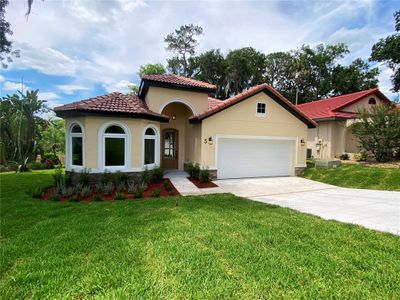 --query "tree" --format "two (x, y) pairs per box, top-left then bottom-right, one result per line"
(352, 104), (400, 162)
(137, 63), (166, 78)
(165, 24), (203, 76)
(331, 59), (379, 96)
(0, 90), (48, 170)
(0, 0), (20, 68)
(35, 118), (65, 165)
(224, 47), (266, 97)
(370, 11), (400, 92)
(191, 49), (227, 99)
